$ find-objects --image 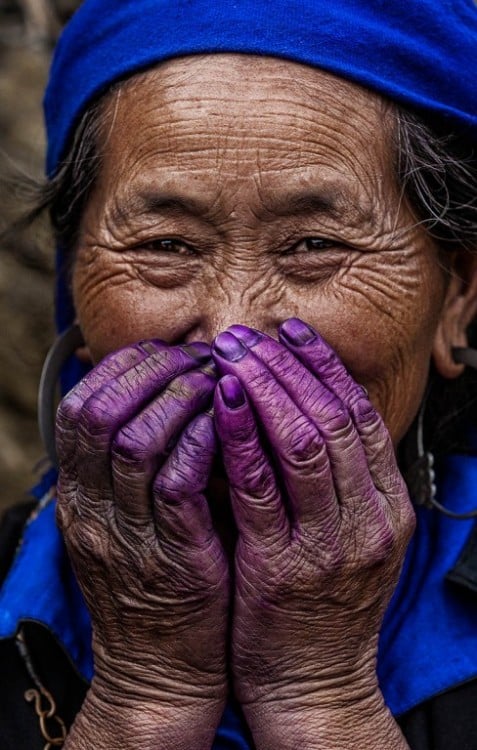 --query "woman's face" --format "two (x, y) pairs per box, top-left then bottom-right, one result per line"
(73, 54), (449, 445)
